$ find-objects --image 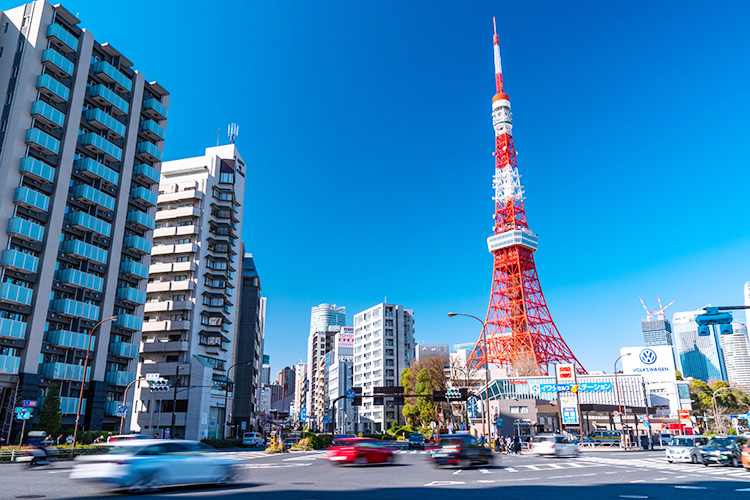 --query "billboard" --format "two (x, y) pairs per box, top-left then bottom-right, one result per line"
(556, 363), (576, 383)
(337, 327), (354, 348)
(560, 394), (579, 425)
(620, 346), (676, 384)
